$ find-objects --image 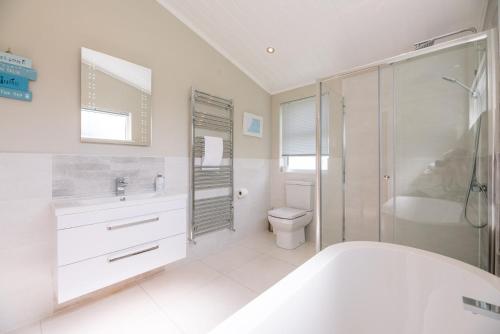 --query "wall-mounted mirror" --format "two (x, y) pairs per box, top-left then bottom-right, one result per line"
(81, 47), (152, 146)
